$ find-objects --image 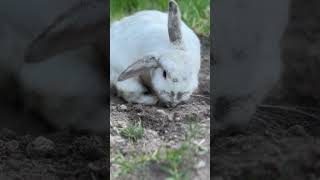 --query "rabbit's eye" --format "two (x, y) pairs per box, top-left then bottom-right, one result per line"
(163, 70), (167, 79)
